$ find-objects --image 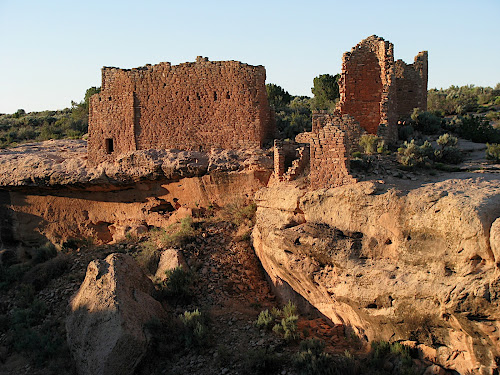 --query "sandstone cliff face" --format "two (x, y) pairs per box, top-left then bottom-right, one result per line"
(0, 140), (272, 246)
(253, 177), (500, 374)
